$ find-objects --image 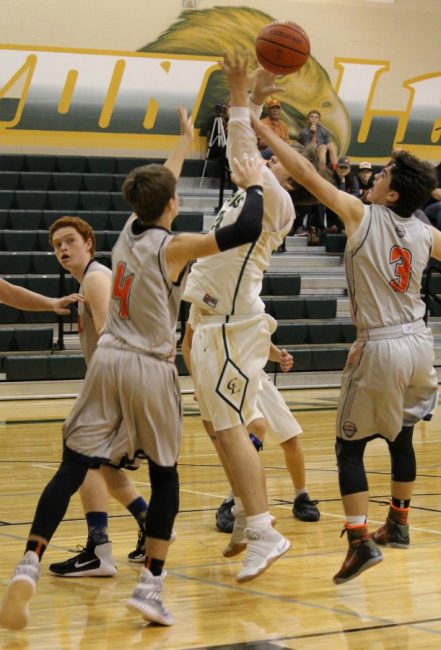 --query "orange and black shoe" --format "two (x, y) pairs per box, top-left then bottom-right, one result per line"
(333, 524), (383, 585)
(370, 505), (410, 549)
